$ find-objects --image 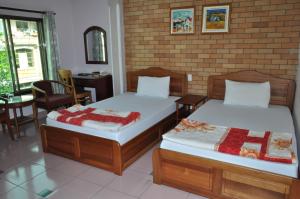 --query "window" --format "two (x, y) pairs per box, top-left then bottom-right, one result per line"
(16, 21), (29, 32)
(0, 17), (47, 94)
(16, 48), (34, 68)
